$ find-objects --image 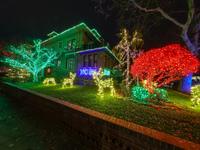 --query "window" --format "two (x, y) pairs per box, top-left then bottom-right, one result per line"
(59, 42), (62, 49)
(67, 39), (76, 51)
(105, 55), (107, 68)
(93, 54), (98, 67)
(66, 58), (75, 69)
(88, 55), (92, 67)
(57, 60), (61, 67)
(83, 55), (88, 67)
(108, 58), (110, 69)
